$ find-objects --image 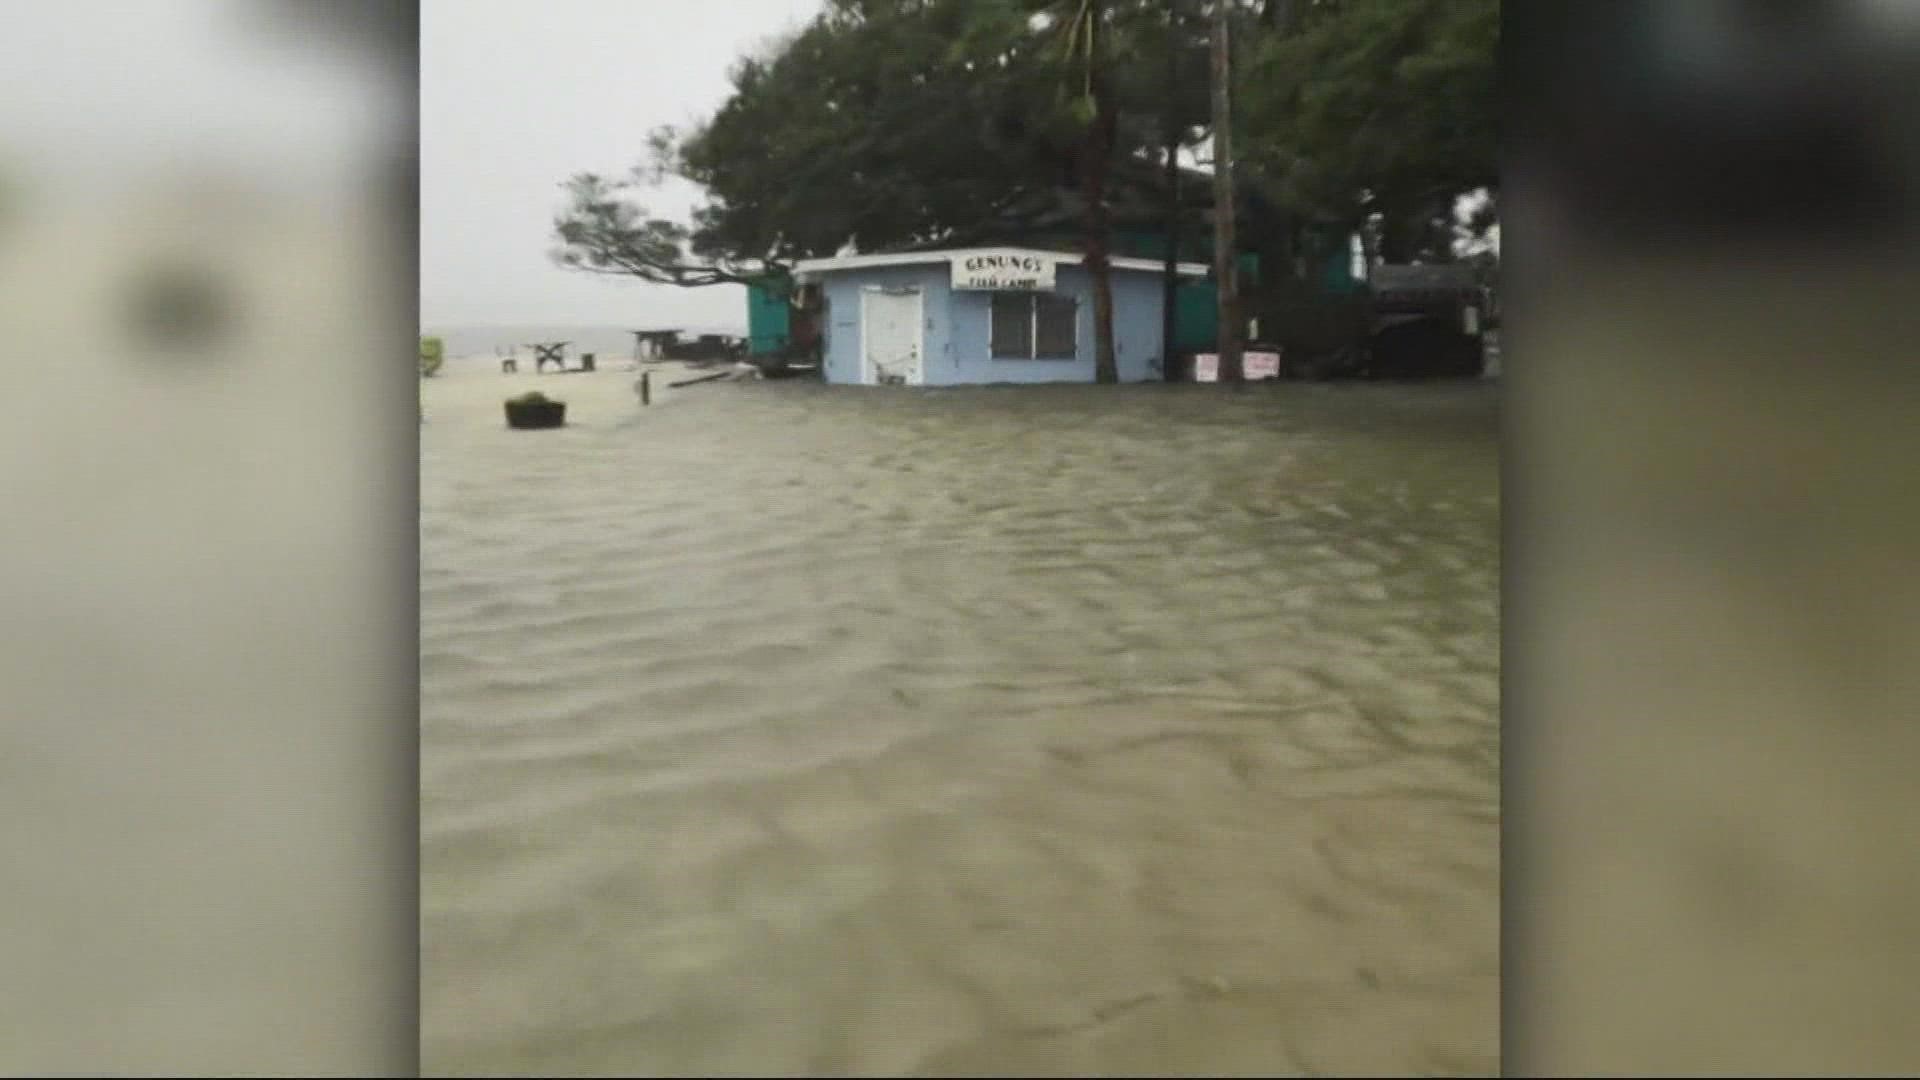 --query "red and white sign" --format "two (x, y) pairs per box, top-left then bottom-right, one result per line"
(1194, 352), (1282, 382)
(1245, 351), (1281, 380)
